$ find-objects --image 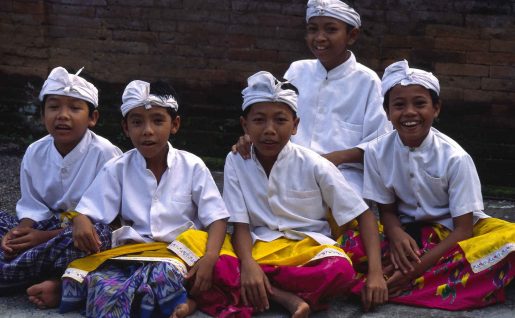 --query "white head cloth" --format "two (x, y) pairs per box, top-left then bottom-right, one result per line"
(381, 60), (440, 96)
(120, 80), (179, 117)
(242, 71), (298, 113)
(39, 66), (98, 107)
(306, 0), (361, 28)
